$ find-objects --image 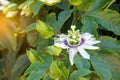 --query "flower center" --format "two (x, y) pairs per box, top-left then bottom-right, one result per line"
(64, 25), (85, 48)
(64, 37), (85, 48)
